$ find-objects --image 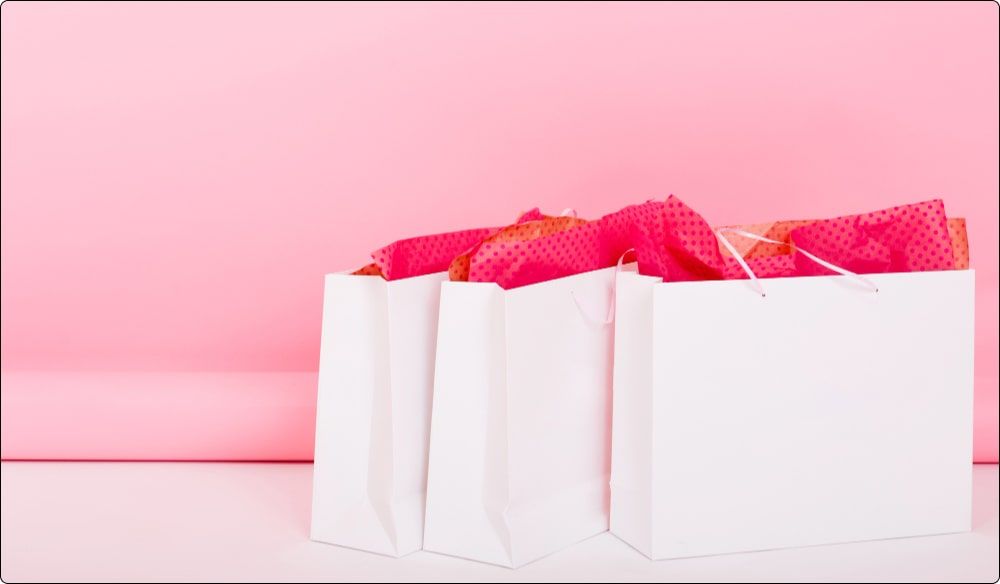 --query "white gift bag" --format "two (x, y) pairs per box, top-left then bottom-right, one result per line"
(310, 270), (447, 557)
(611, 232), (975, 560)
(423, 264), (630, 567)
